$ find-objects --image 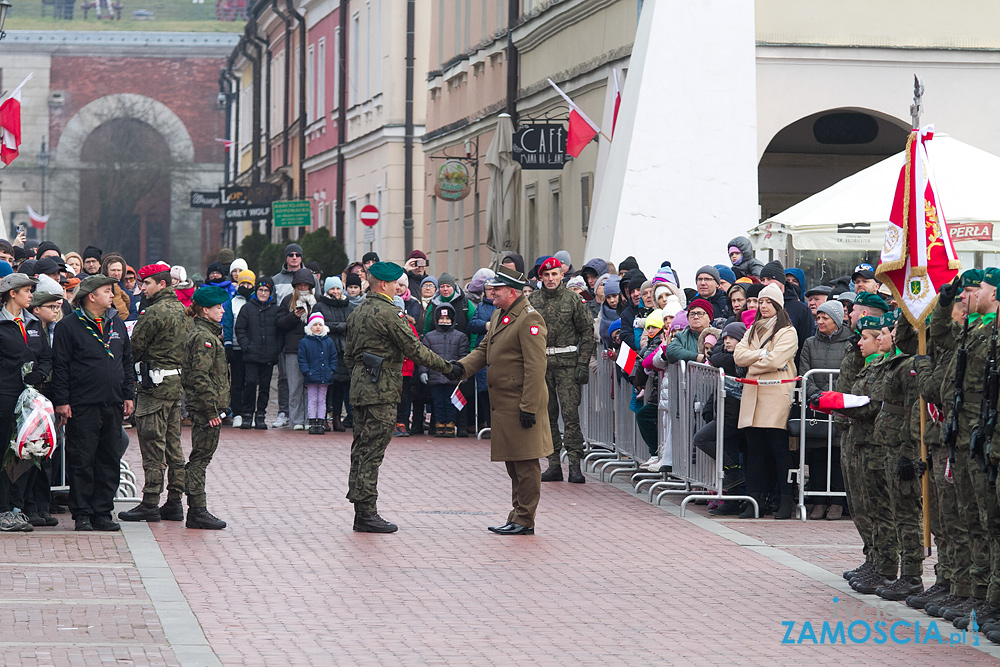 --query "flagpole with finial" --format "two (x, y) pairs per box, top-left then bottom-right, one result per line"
(911, 74), (933, 557)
